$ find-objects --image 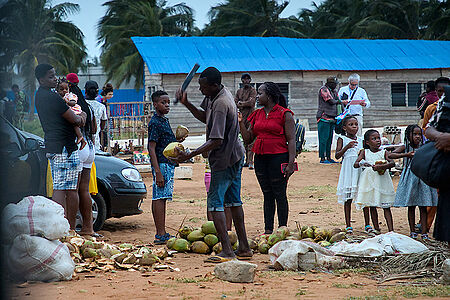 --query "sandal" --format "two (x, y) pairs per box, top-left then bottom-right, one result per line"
(154, 233), (174, 245)
(410, 232), (418, 239)
(234, 250), (253, 260)
(364, 225), (374, 234)
(204, 255), (233, 263)
(421, 234), (429, 241)
(345, 227), (353, 234)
